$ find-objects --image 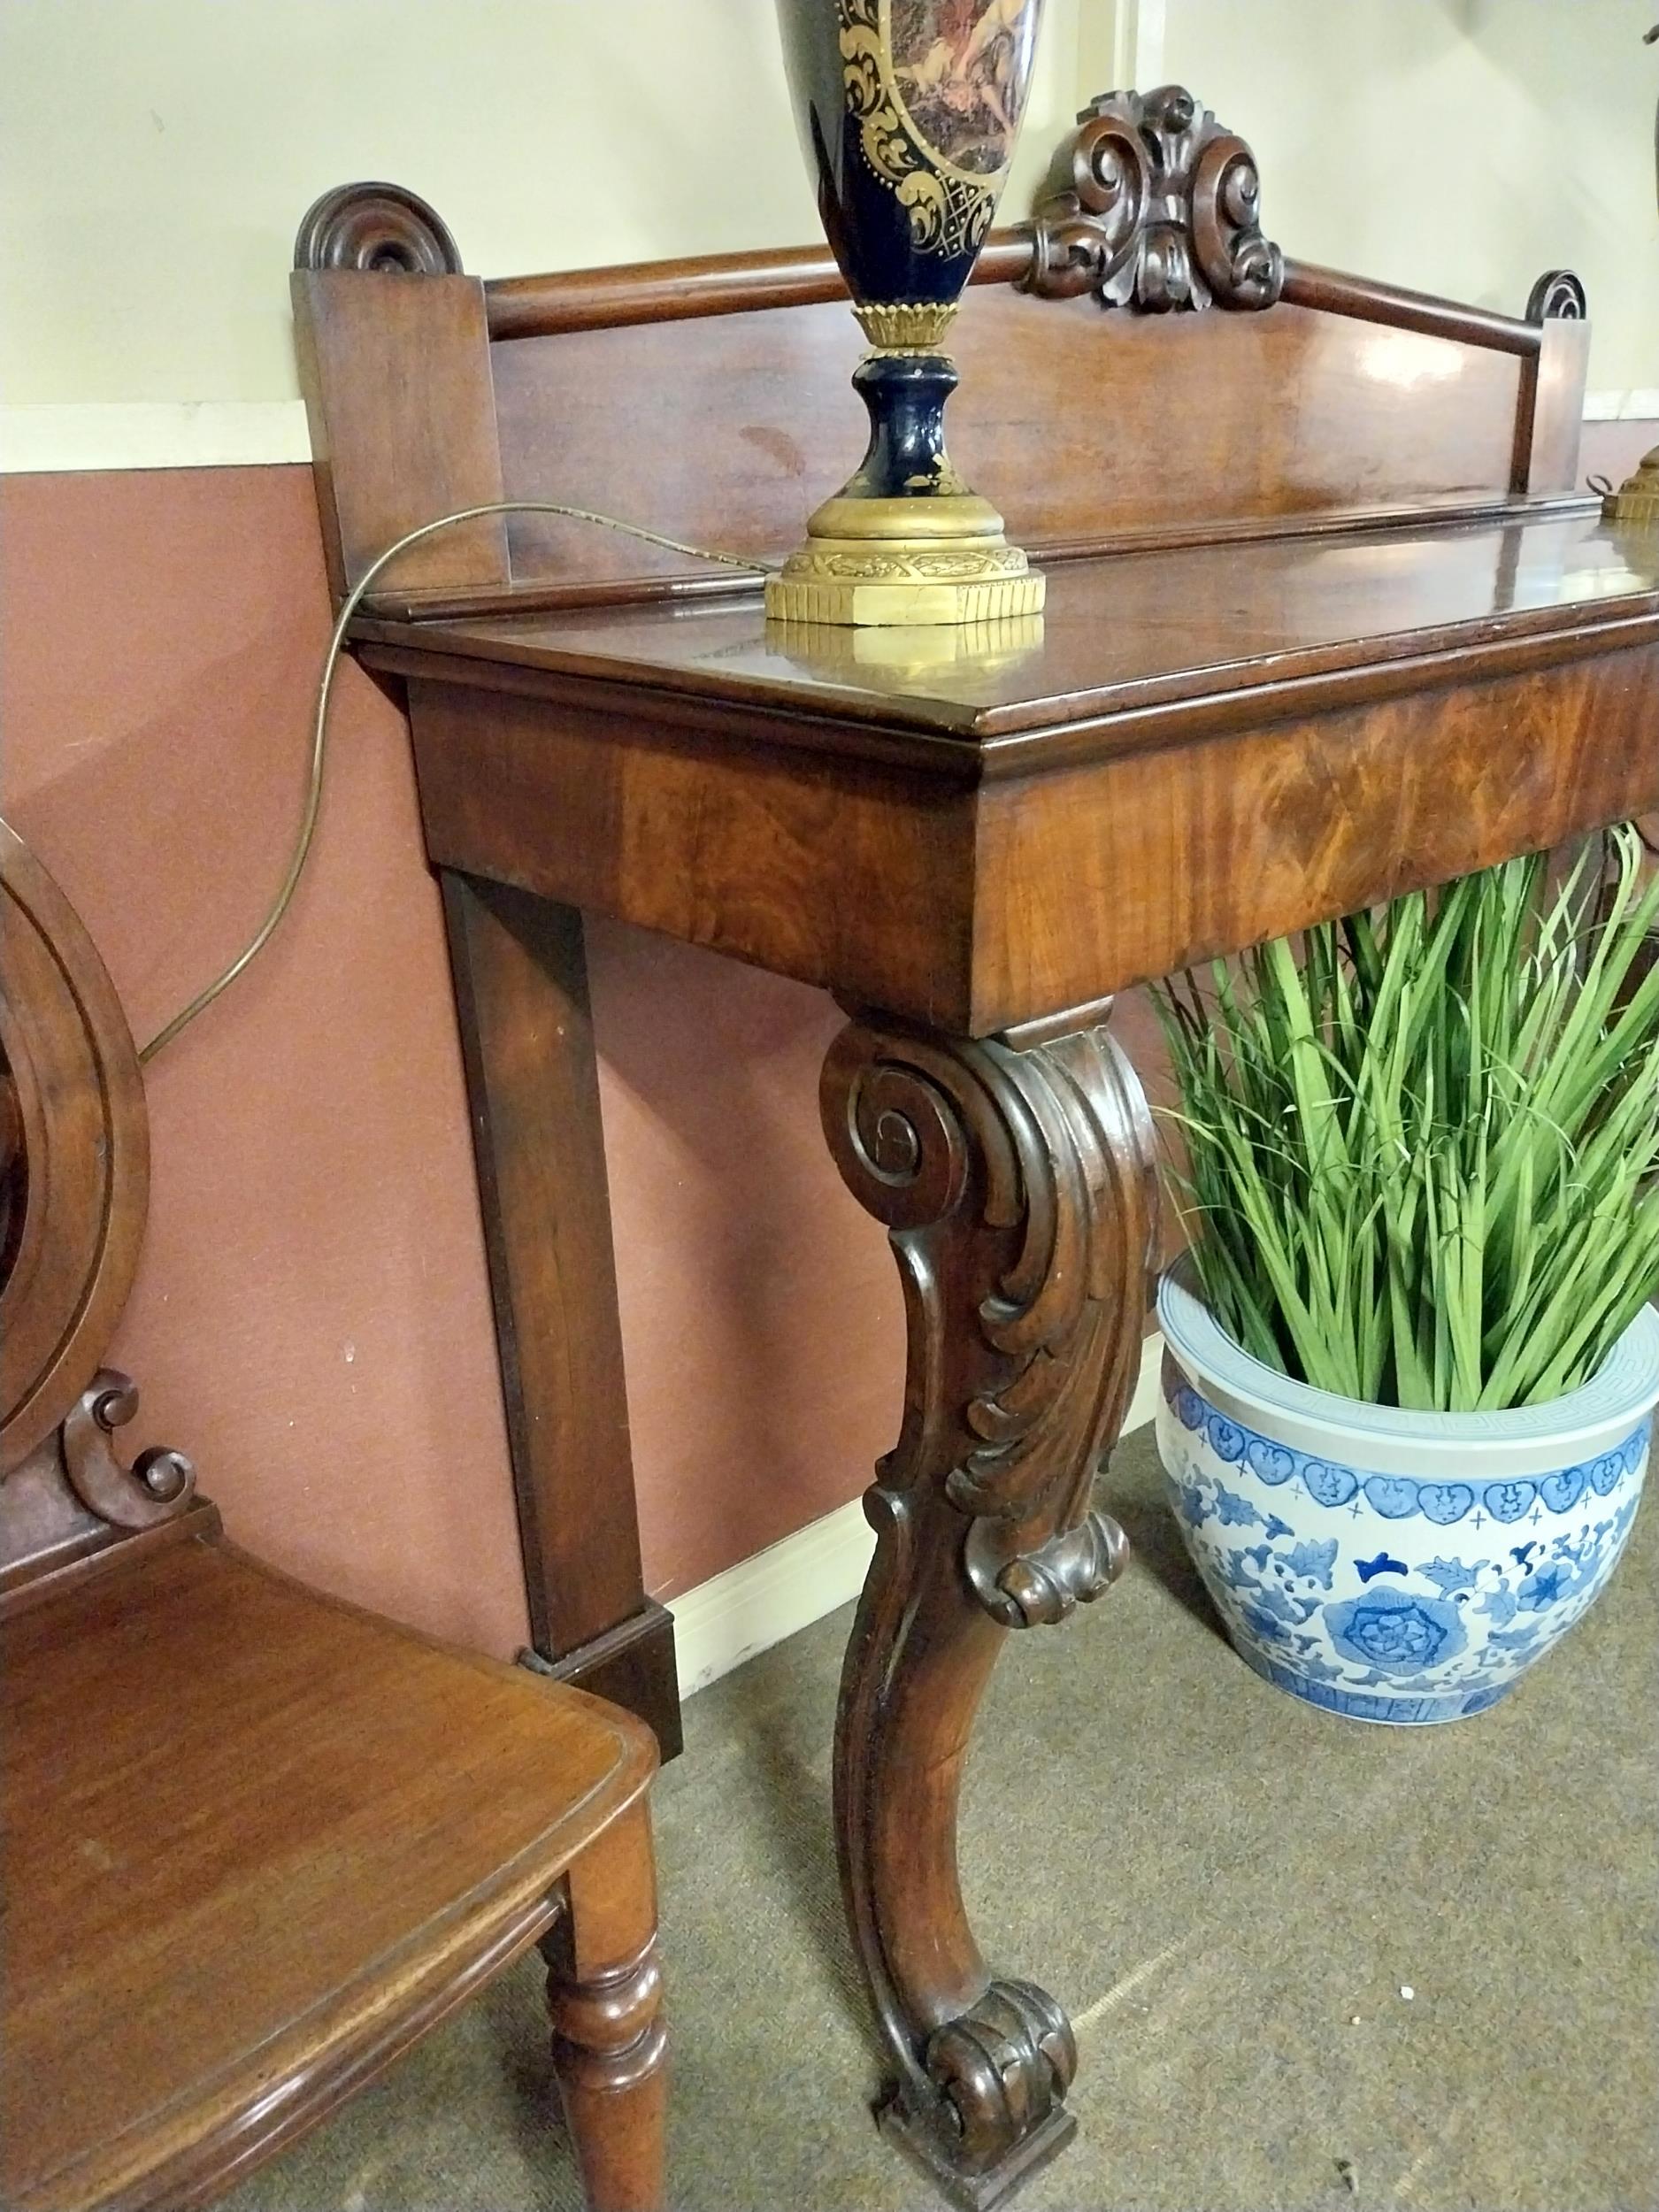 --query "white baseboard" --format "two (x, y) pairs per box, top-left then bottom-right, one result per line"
(668, 1331), (1164, 1698)
(667, 1486), (879, 1700)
